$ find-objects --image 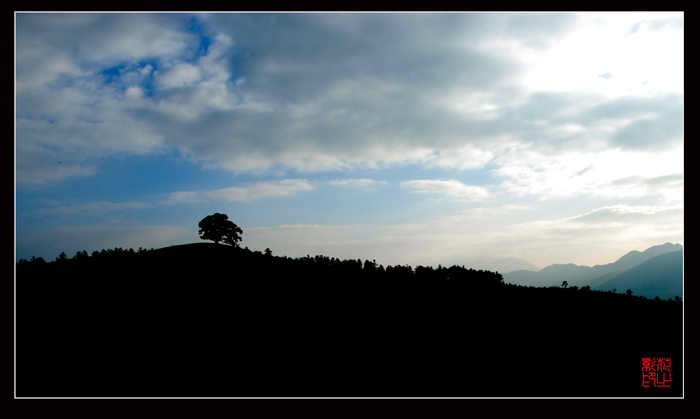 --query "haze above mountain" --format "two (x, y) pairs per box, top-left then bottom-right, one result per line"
(460, 257), (539, 274)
